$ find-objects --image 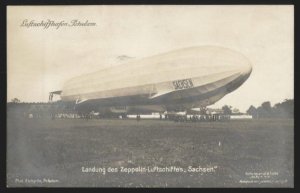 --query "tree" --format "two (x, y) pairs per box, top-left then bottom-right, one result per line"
(11, 98), (20, 103)
(222, 105), (232, 115)
(232, 108), (240, 114)
(259, 101), (273, 118)
(261, 101), (272, 112)
(246, 105), (257, 118)
(273, 99), (294, 118)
